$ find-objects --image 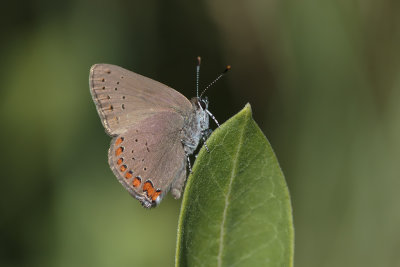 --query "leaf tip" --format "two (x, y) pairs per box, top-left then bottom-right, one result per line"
(241, 103), (253, 117)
